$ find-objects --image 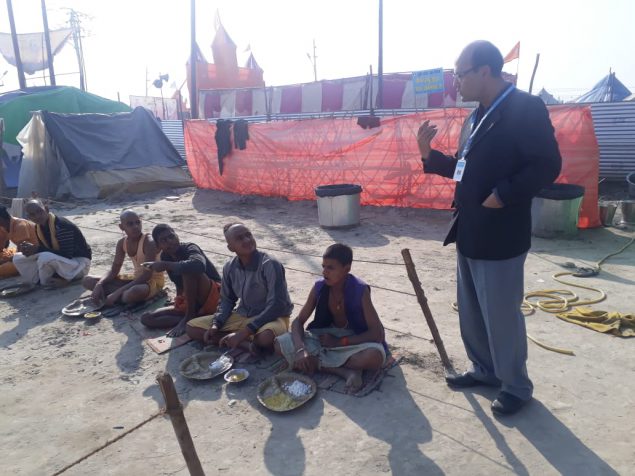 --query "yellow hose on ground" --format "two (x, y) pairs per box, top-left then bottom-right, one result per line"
(452, 235), (635, 356)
